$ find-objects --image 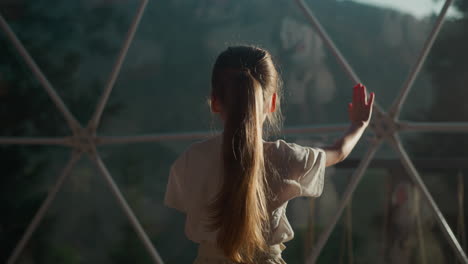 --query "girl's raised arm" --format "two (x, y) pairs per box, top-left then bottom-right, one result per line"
(323, 84), (375, 167)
